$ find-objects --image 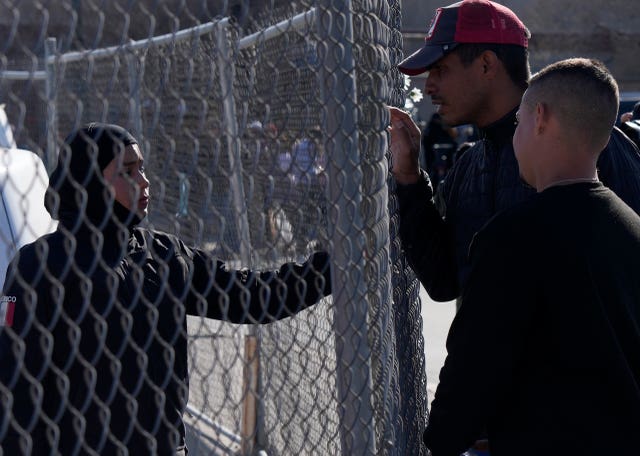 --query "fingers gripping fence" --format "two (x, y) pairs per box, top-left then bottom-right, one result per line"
(0, 1), (428, 455)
